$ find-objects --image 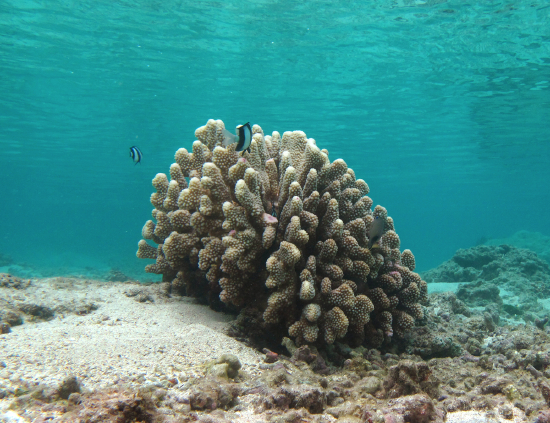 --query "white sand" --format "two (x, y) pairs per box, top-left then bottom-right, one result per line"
(444, 409), (527, 423)
(0, 278), (263, 393)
